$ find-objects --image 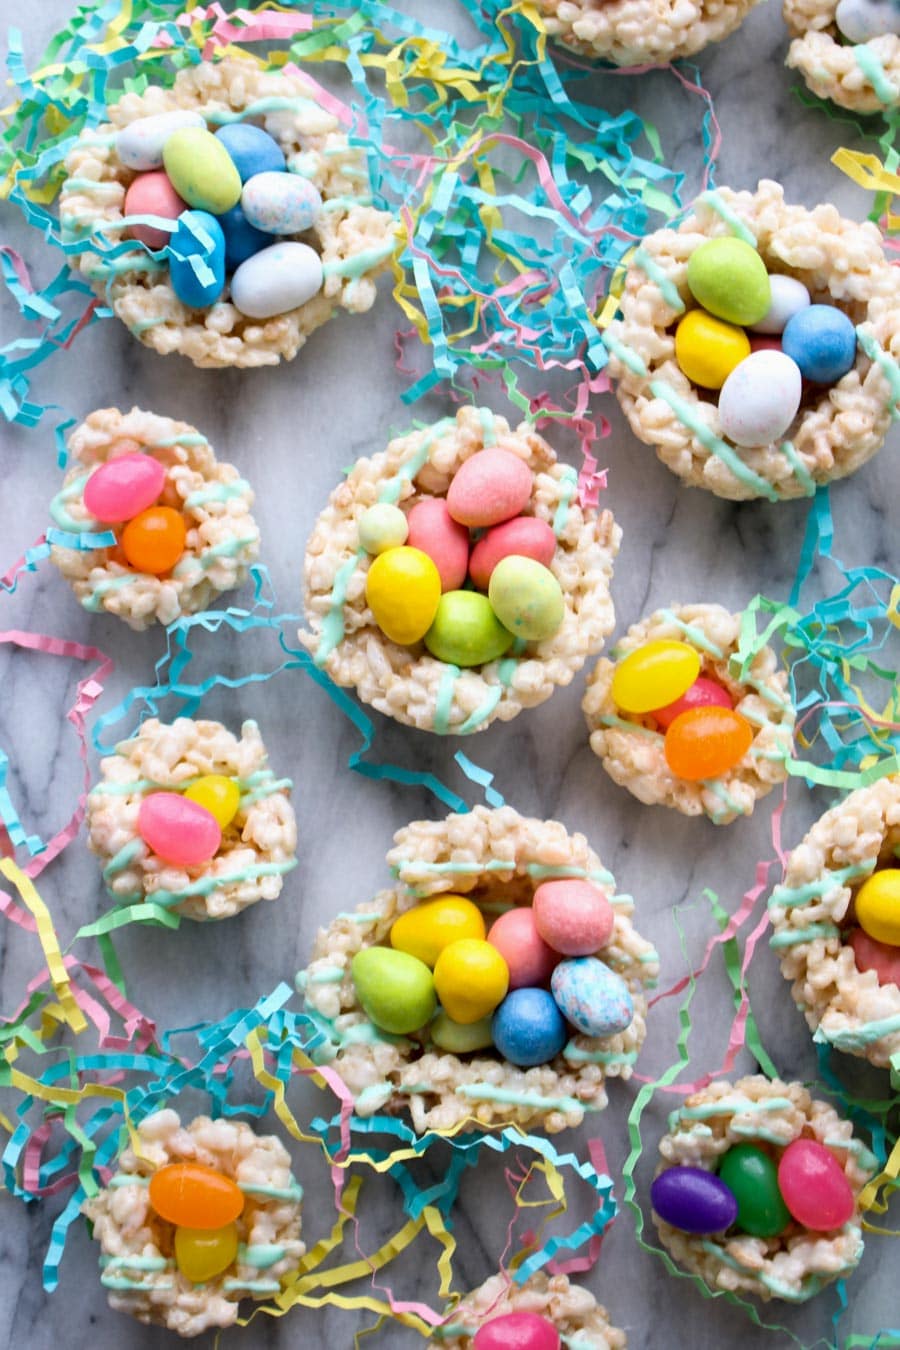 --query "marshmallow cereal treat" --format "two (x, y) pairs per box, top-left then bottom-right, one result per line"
(650, 1075), (876, 1301)
(604, 180), (900, 500)
(583, 604), (793, 825)
(438, 1272), (627, 1348)
(49, 406), (259, 629)
(769, 775), (900, 1071)
(300, 405), (620, 734)
(59, 60), (396, 367)
(299, 806), (658, 1135)
(785, 0), (900, 113)
(84, 1109), (305, 1336)
(87, 718), (297, 922)
(533, 0), (762, 65)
